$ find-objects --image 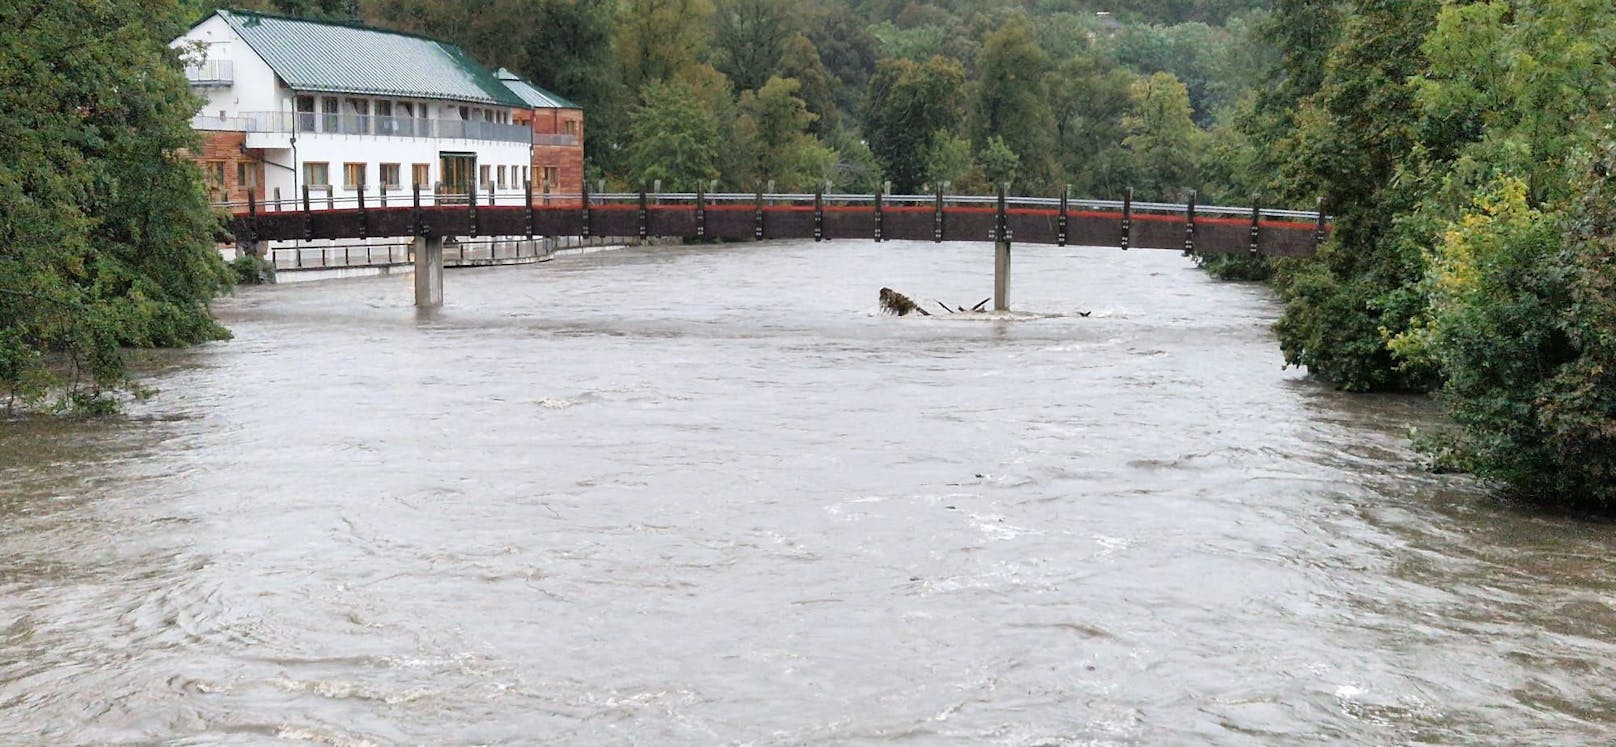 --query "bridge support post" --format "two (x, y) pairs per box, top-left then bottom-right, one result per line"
(994, 239), (1011, 312)
(414, 235), (444, 308)
(994, 184), (1010, 312)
